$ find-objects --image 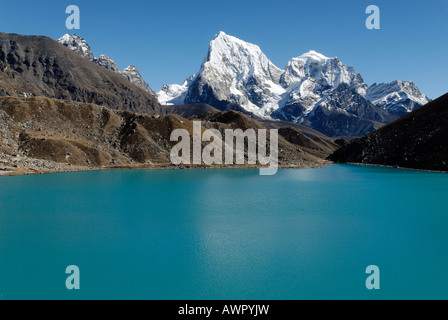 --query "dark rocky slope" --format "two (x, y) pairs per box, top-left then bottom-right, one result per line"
(164, 103), (220, 118)
(302, 84), (398, 138)
(0, 32), (163, 115)
(328, 93), (448, 171)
